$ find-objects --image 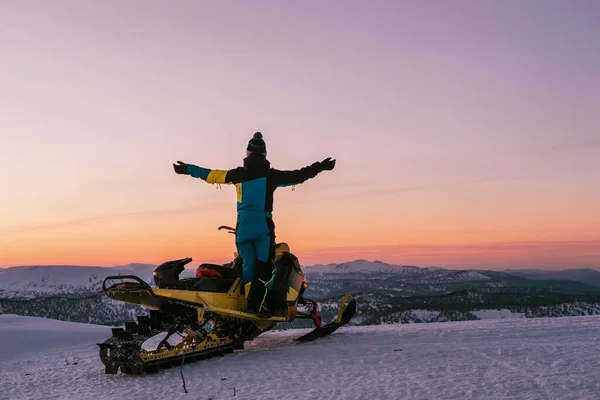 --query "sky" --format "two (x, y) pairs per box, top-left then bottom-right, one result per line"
(1, 1), (599, 270)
